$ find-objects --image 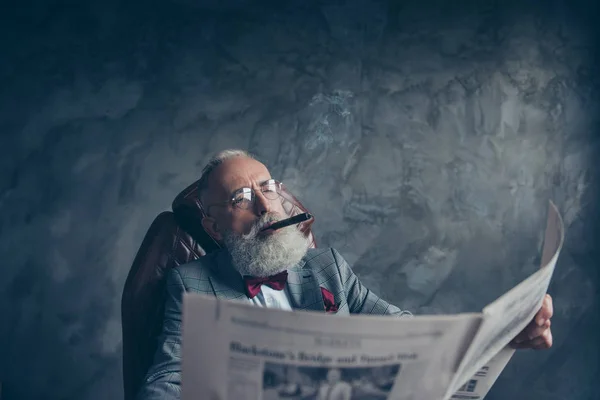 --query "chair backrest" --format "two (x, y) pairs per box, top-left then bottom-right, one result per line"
(120, 180), (316, 400)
